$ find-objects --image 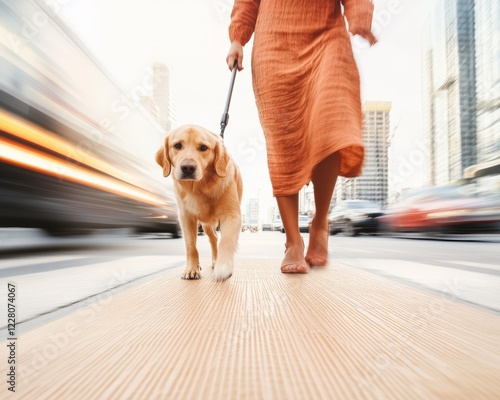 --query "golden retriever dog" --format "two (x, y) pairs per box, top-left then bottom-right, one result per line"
(155, 125), (242, 281)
